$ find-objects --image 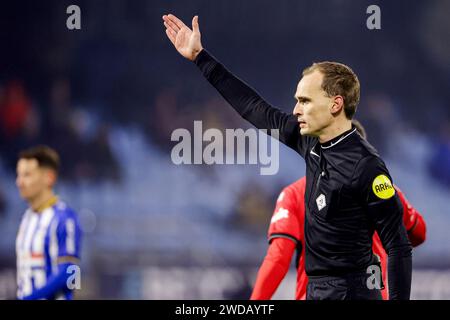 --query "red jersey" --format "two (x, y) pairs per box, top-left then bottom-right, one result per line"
(259, 177), (426, 300)
(372, 187), (426, 299)
(267, 177), (308, 300)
